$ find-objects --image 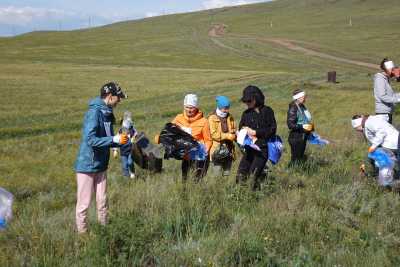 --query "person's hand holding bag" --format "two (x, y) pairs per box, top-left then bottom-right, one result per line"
(302, 124), (313, 132)
(113, 133), (129, 145)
